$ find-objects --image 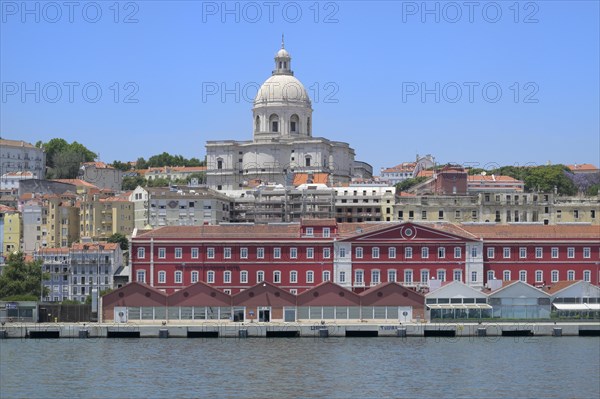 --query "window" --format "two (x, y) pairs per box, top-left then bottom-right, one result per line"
(355, 270), (364, 285)
(136, 270), (145, 283)
(322, 270), (331, 282)
(290, 289), (297, 295)
(257, 247), (265, 259)
(175, 248), (182, 259)
(438, 210), (444, 220)
(355, 247), (363, 259)
(420, 270), (429, 283)
(583, 270), (591, 282)
(339, 271), (346, 283)
(503, 248), (511, 258)
(421, 210), (427, 219)
(439, 247), (446, 259)
(306, 248), (314, 259)
(405, 247), (413, 259)
(240, 248), (248, 259)
(224, 247), (232, 259)
(240, 271), (248, 284)
(535, 270), (543, 283)
(437, 270), (446, 282)
(583, 247), (590, 258)
(339, 247), (346, 258)
(487, 247), (495, 259)
(290, 248), (297, 259)
(372, 247), (380, 259)
(503, 270), (511, 281)
(453, 270), (462, 281)
(191, 248), (199, 259)
(191, 271), (199, 283)
(404, 270), (413, 284)
(535, 247), (542, 259)
(290, 271), (297, 283)
(158, 271), (166, 283)
(224, 271), (231, 284)
(388, 269), (397, 282)
(454, 247), (461, 258)
(323, 248), (331, 259)
(158, 248), (166, 259)
(257, 271), (265, 283)
(388, 247), (396, 259)
(371, 270), (380, 285)
(567, 247), (574, 259)
(421, 247), (429, 258)
(306, 271), (314, 283)
(274, 248), (281, 259)
(487, 271), (495, 282)
(207, 271), (215, 283)
(471, 271), (477, 282)
(323, 228), (330, 238)
(175, 271), (182, 283)
(137, 248), (145, 259)
(273, 271), (281, 283)
(519, 270), (527, 282)
(551, 270), (559, 283)
(551, 247), (558, 258)
(519, 247), (527, 259)
(567, 270), (575, 281)
(207, 248), (215, 259)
